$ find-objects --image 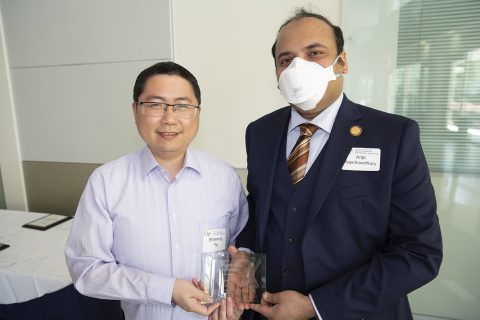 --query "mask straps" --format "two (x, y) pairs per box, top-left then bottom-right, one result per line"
(333, 54), (343, 77)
